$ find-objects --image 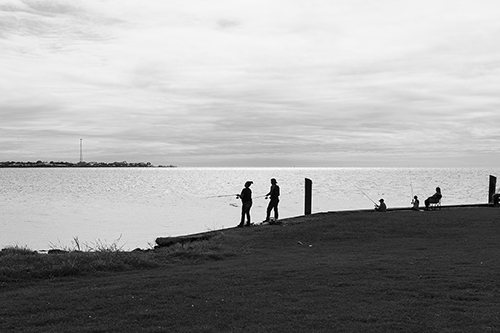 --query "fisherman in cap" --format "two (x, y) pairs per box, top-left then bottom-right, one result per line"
(237, 181), (253, 227)
(264, 178), (280, 223)
(411, 195), (420, 211)
(374, 198), (387, 212)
